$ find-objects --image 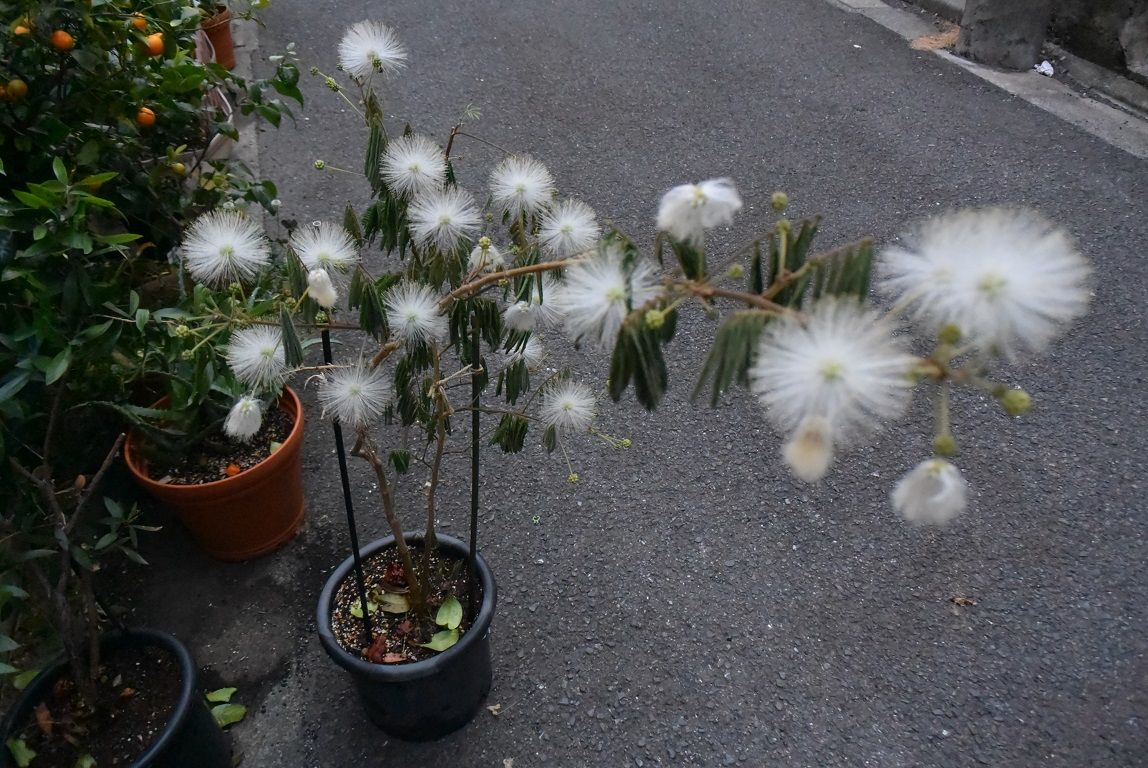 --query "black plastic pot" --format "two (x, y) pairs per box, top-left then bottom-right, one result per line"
(317, 533), (497, 741)
(0, 628), (230, 768)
